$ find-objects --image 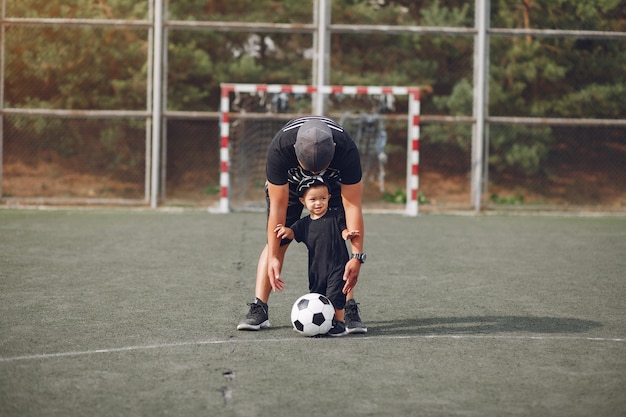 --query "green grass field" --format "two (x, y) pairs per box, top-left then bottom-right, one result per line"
(1, 208), (625, 417)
